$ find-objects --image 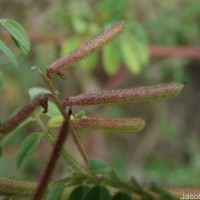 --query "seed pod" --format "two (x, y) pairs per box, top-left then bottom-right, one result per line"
(67, 83), (184, 106)
(0, 93), (52, 135)
(72, 118), (145, 132)
(46, 21), (124, 79)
